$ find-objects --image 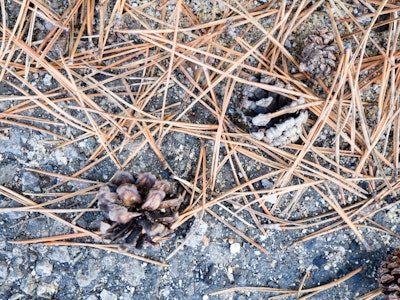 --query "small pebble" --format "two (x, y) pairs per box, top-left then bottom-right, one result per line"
(230, 242), (241, 255)
(0, 262), (8, 280)
(43, 74), (53, 86)
(54, 149), (68, 165)
(21, 171), (40, 191)
(226, 269), (235, 283)
(185, 219), (209, 248)
(76, 260), (101, 288)
(100, 289), (118, 300)
(9, 294), (25, 300)
(47, 247), (70, 263)
(261, 179), (273, 189)
(20, 275), (37, 295)
(264, 194), (277, 204)
(35, 259), (53, 276)
(37, 282), (58, 298)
